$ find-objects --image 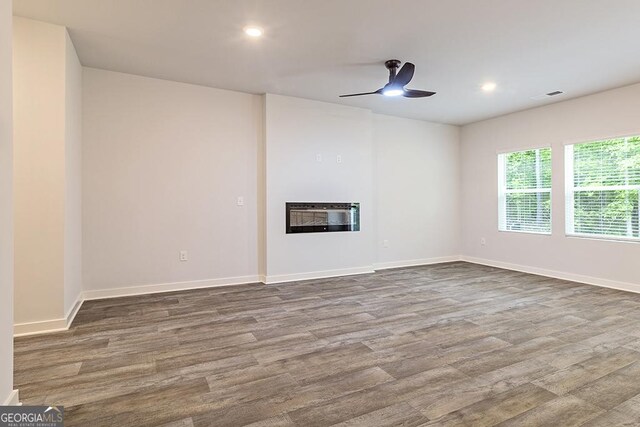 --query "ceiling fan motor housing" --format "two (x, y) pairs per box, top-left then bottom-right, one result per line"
(385, 59), (401, 81)
(385, 59), (401, 69)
